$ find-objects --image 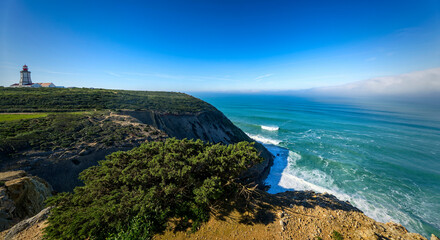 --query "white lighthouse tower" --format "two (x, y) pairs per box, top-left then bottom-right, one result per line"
(19, 65), (32, 86)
